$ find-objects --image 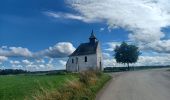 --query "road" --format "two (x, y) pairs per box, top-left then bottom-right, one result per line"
(96, 69), (170, 100)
